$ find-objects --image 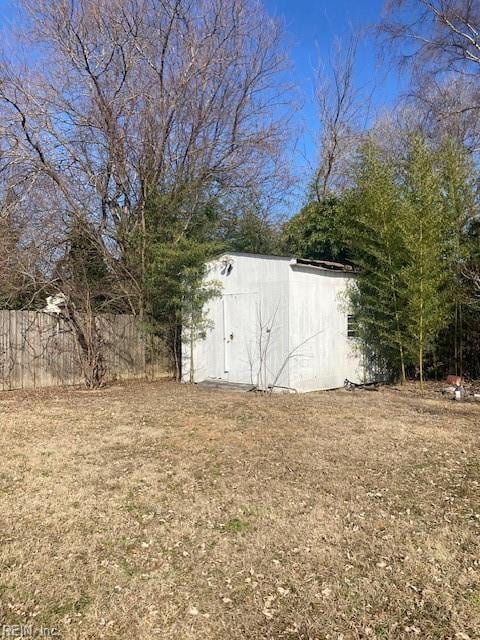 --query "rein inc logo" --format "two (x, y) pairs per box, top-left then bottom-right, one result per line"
(1, 625), (59, 638)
